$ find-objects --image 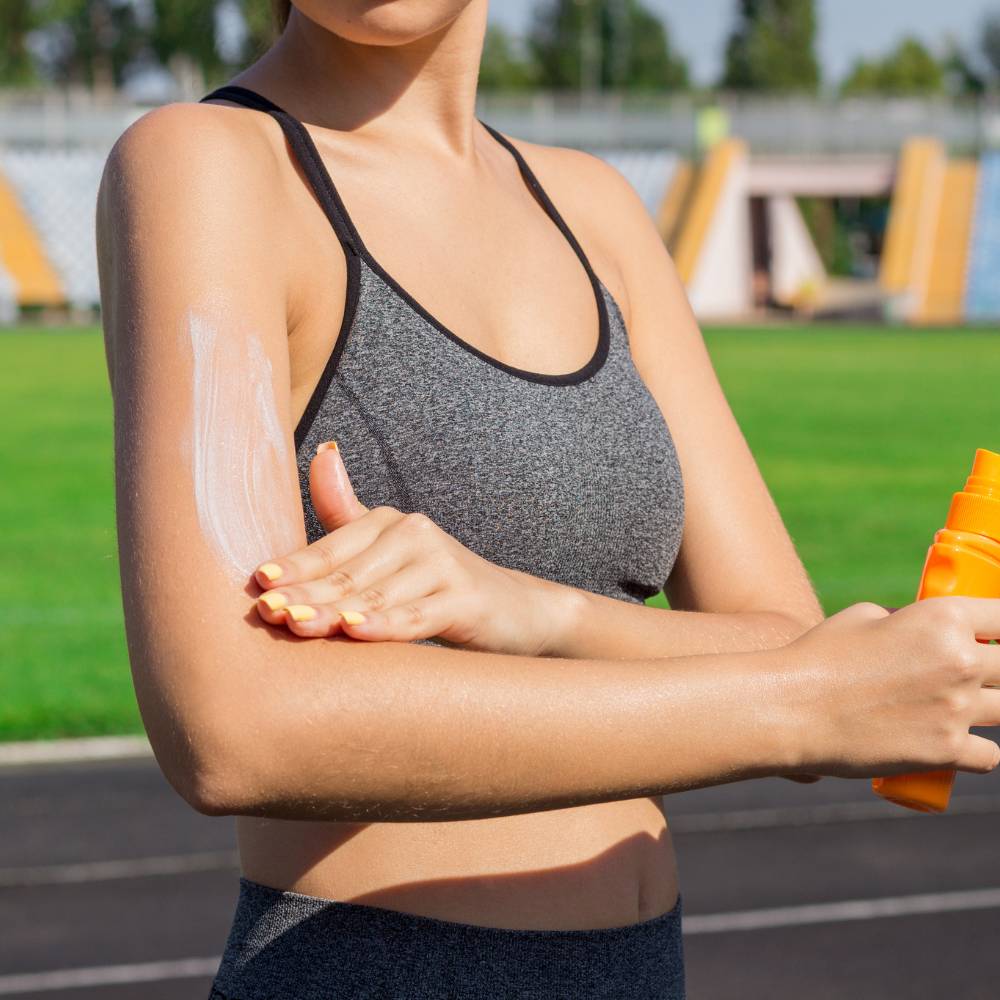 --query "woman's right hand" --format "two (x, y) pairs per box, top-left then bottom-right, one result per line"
(780, 597), (1000, 779)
